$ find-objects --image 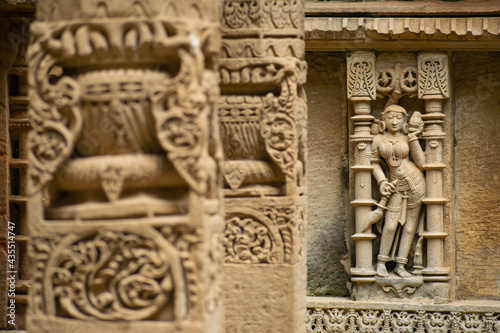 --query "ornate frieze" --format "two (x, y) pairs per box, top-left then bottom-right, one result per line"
(306, 303), (500, 333)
